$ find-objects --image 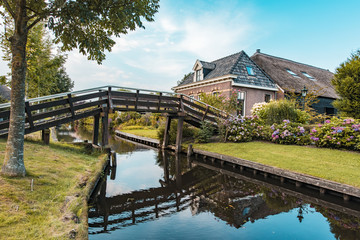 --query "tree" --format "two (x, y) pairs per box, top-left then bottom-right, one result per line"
(1, 23), (74, 98)
(332, 51), (360, 119)
(0, 0), (159, 177)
